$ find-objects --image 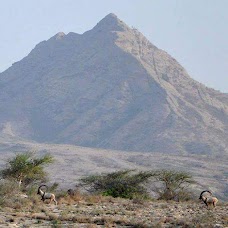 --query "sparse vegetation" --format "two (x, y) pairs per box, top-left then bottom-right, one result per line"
(79, 170), (154, 199)
(0, 152), (54, 188)
(0, 192), (227, 227)
(79, 169), (196, 202)
(0, 153), (227, 227)
(150, 170), (196, 201)
(0, 179), (33, 208)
